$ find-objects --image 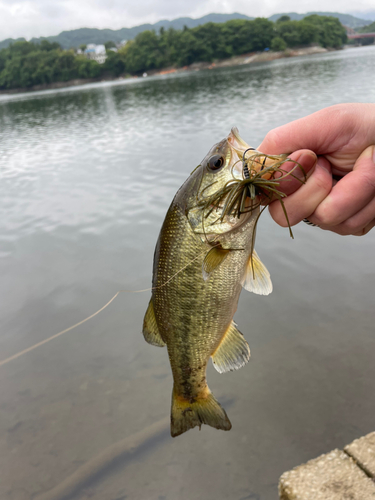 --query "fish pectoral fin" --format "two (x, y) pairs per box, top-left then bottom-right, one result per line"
(142, 299), (166, 347)
(242, 249), (273, 295)
(211, 321), (250, 374)
(202, 246), (230, 281)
